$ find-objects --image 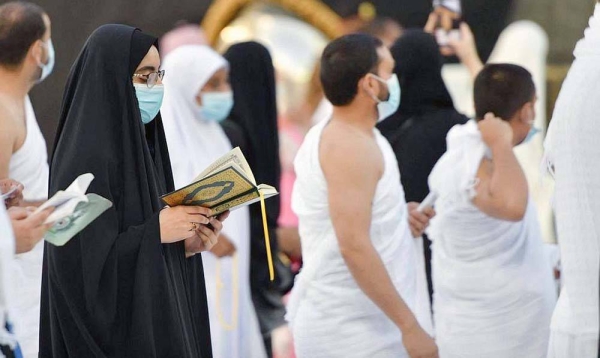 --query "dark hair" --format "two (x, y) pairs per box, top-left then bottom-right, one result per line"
(320, 33), (383, 106)
(474, 64), (535, 121)
(0, 1), (46, 68)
